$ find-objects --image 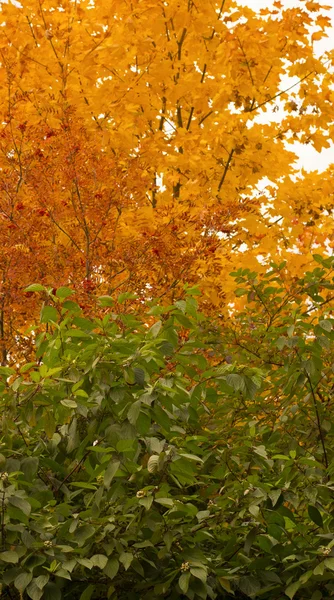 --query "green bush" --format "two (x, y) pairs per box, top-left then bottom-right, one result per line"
(1, 257), (334, 599)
